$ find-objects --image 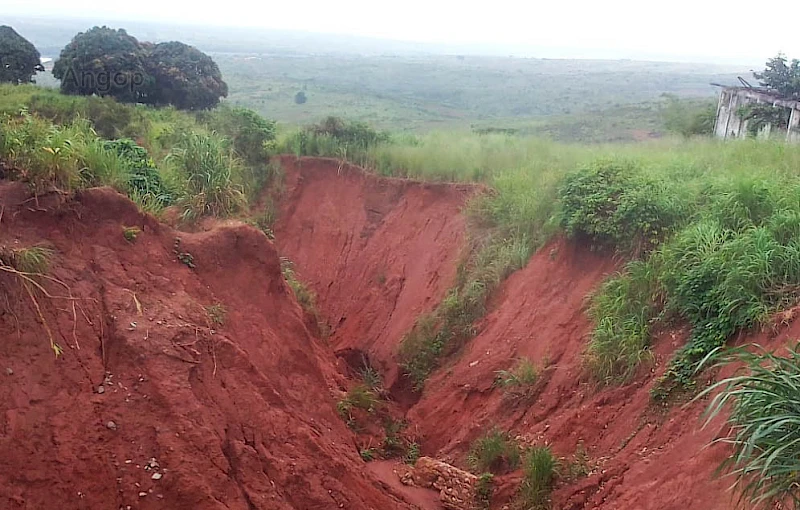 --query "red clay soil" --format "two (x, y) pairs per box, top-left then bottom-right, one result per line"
(270, 158), (765, 509)
(273, 156), (478, 392)
(0, 183), (420, 510)
(407, 237), (791, 510)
